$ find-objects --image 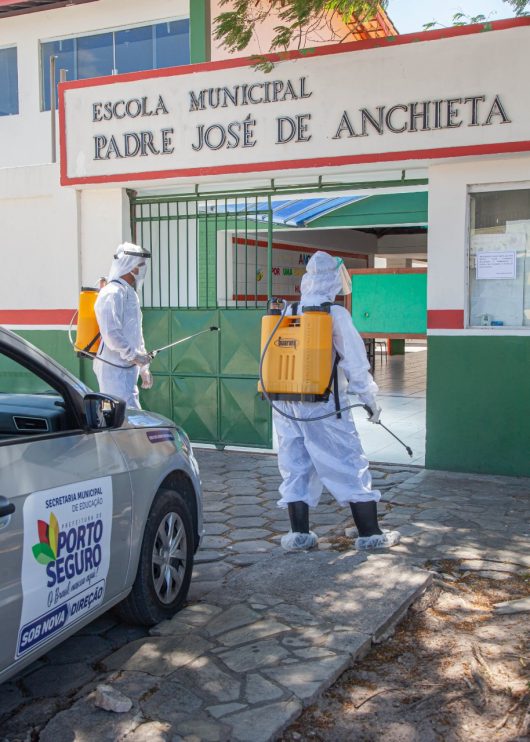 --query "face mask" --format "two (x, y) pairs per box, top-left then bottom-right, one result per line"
(336, 258), (352, 295)
(133, 263), (148, 292)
